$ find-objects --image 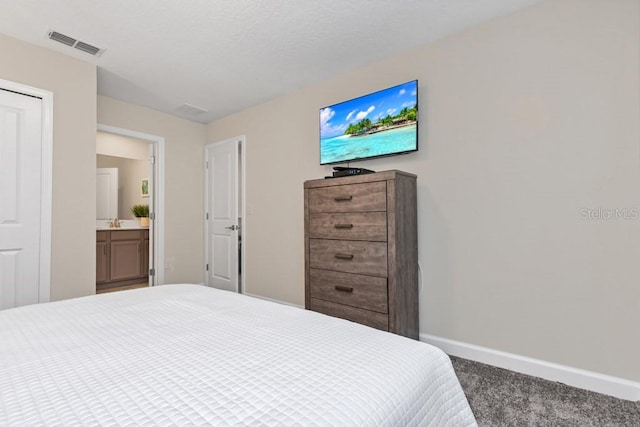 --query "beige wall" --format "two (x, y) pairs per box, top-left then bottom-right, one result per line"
(97, 131), (149, 160)
(97, 155), (148, 219)
(0, 33), (97, 301)
(207, 0), (640, 382)
(97, 96), (207, 284)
